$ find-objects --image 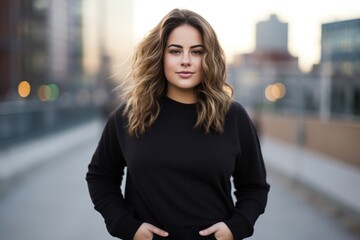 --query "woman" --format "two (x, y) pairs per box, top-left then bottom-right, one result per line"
(86, 8), (270, 240)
